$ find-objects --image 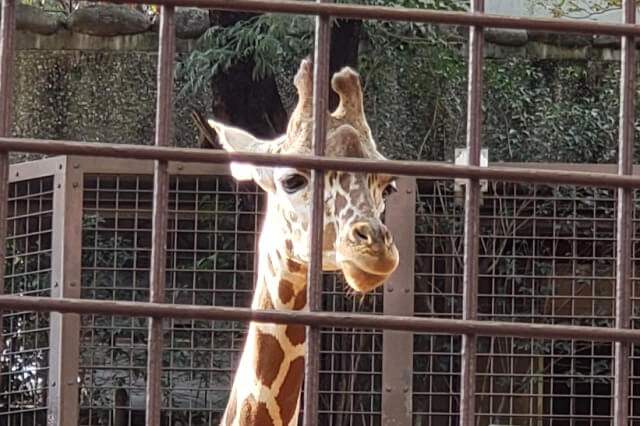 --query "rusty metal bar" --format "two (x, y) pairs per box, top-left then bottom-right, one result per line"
(303, 3), (331, 424)
(3, 294), (640, 342)
(614, 1), (635, 425)
(8, 138), (640, 189)
(48, 158), (82, 426)
(105, 0), (640, 37)
(381, 177), (415, 424)
(0, 0), (15, 138)
(0, 0), (16, 361)
(460, 1), (483, 424)
(146, 7), (175, 426)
